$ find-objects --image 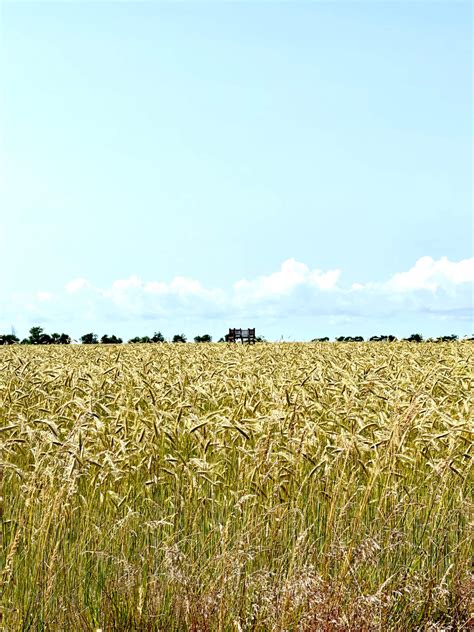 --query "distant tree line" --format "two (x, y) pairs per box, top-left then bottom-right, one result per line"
(0, 326), (72, 346)
(0, 327), (471, 346)
(313, 333), (464, 343)
(0, 327), (214, 346)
